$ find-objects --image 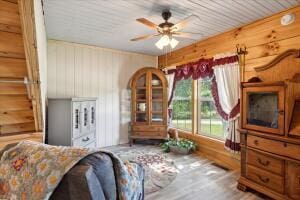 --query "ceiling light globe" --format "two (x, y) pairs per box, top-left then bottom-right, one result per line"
(155, 40), (164, 50)
(161, 35), (170, 46)
(170, 38), (179, 48)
